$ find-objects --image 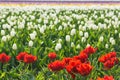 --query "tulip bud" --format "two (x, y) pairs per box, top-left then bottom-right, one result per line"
(12, 43), (17, 50)
(28, 40), (33, 47)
